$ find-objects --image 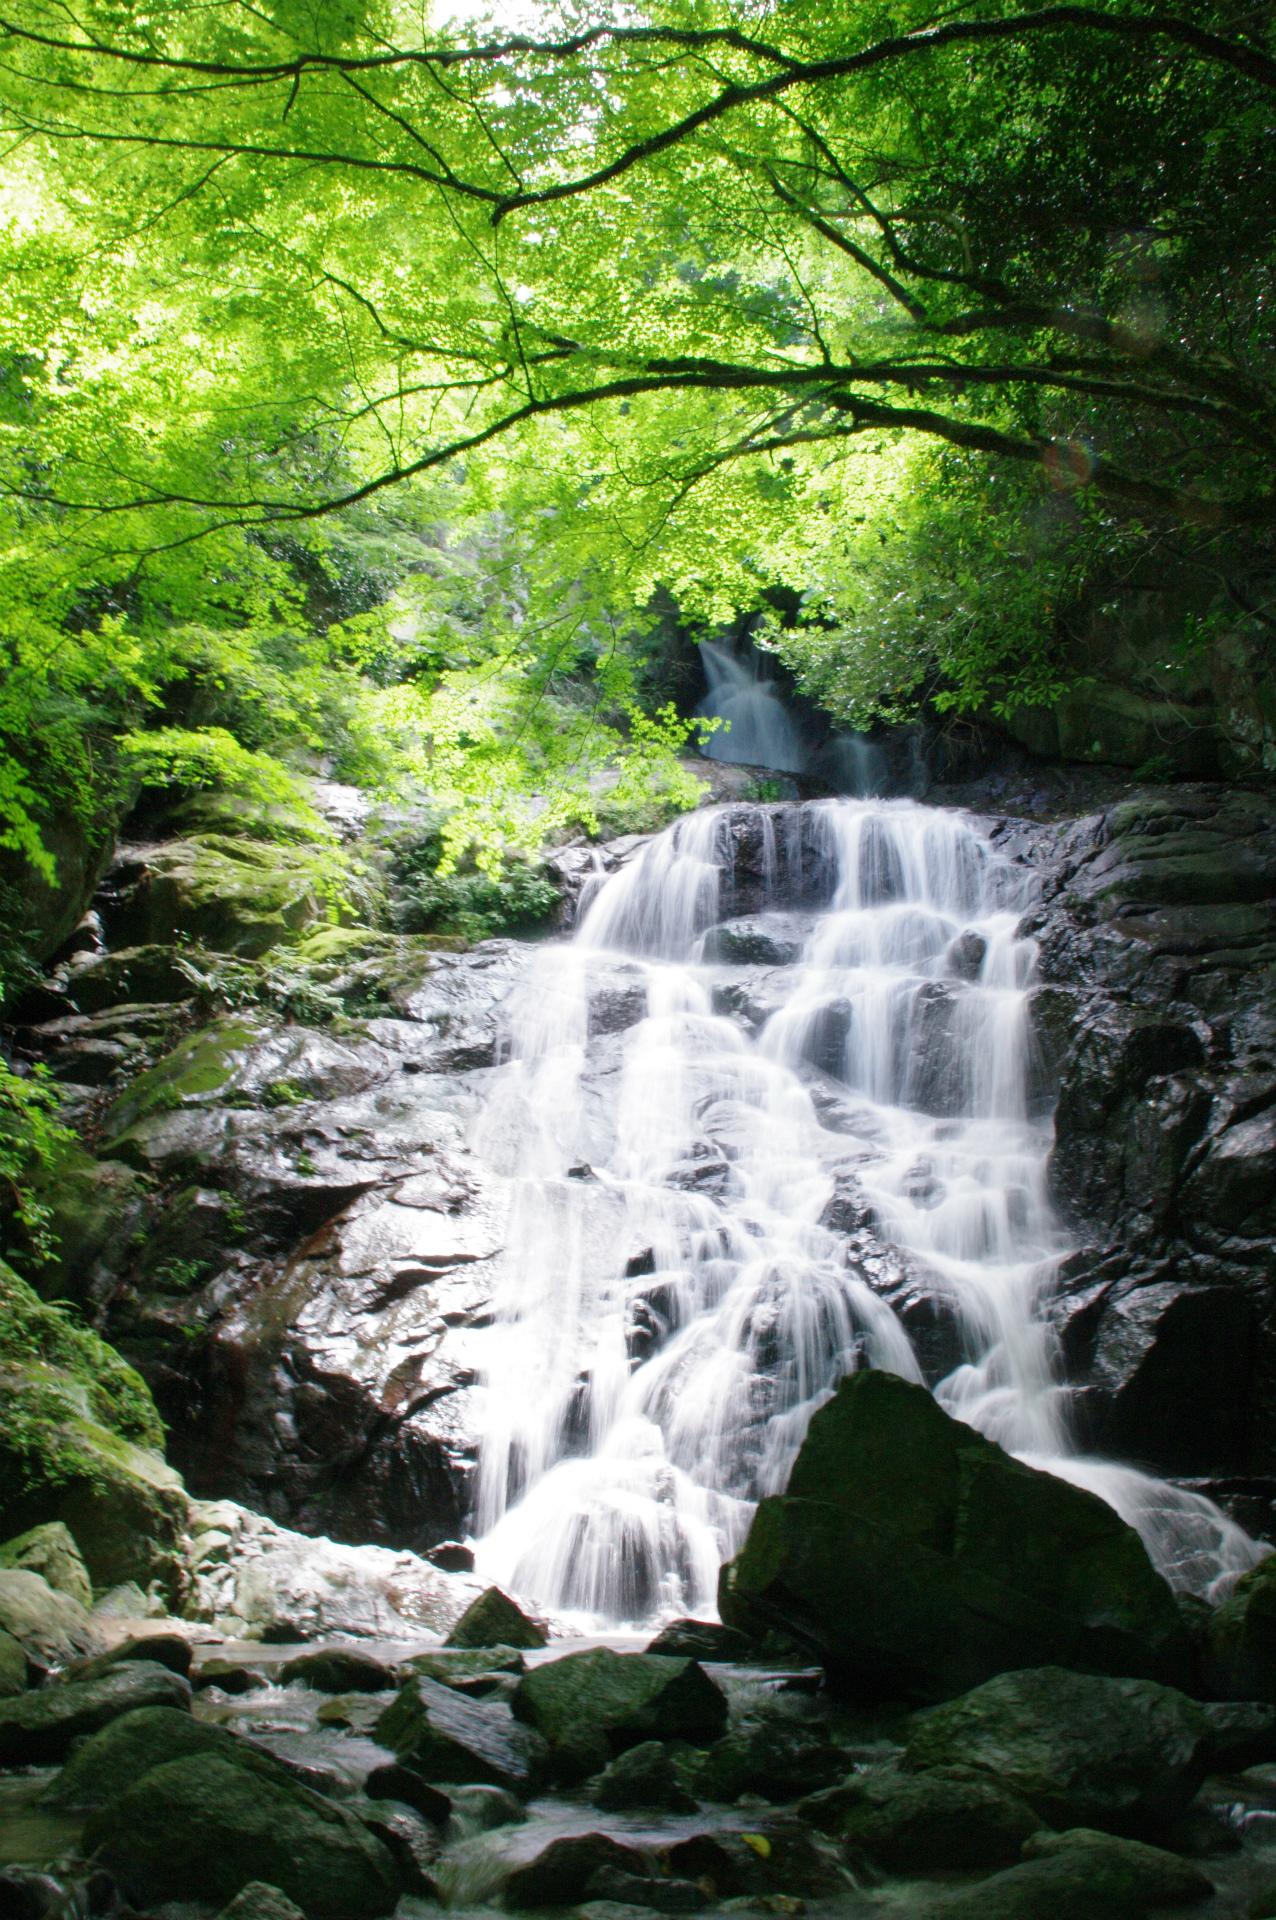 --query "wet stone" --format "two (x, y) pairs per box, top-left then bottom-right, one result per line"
(590, 1740), (699, 1813)
(374, 1673), (550, 1794)
(444, 1585), (548, 1651)
(502, 1833), (651, 1909)
(280, 1647), (397, 1693)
